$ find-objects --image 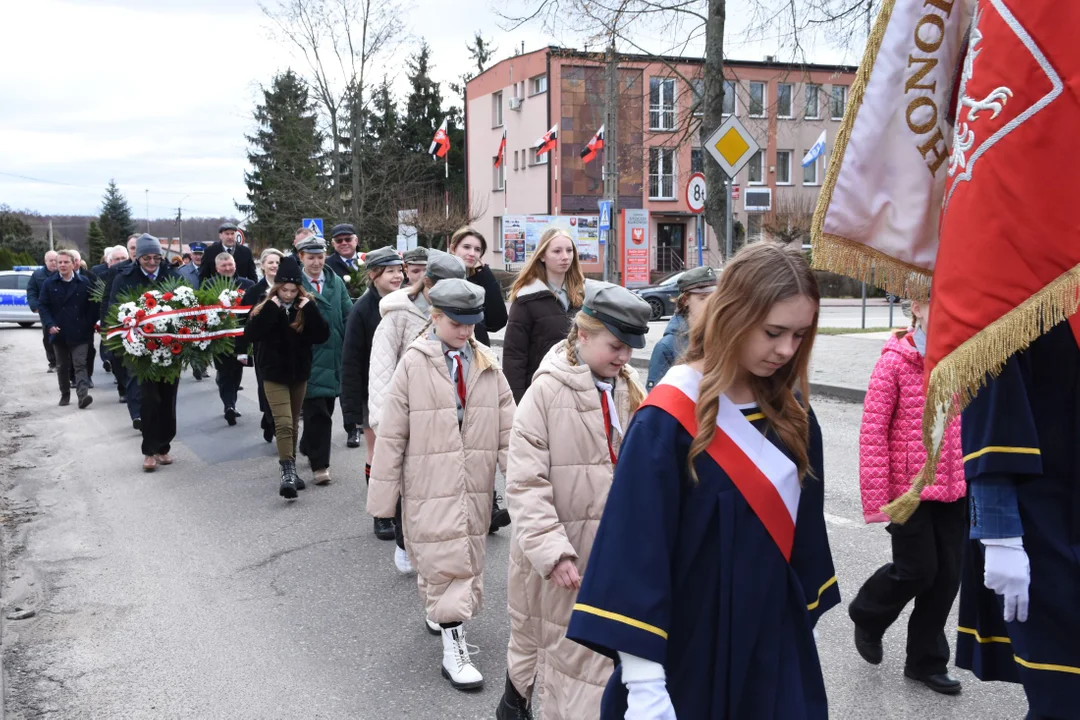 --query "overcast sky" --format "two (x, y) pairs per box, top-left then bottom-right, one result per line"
(0, 0), (858, 220)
